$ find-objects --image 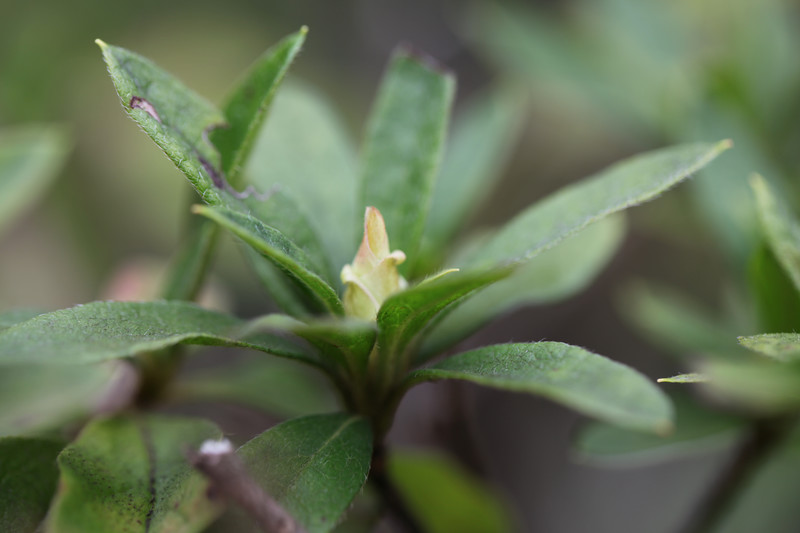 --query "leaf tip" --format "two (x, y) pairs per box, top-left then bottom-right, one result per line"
(717, 138), (734, 151)
(190, 204), (207, 216)
(94, 38), (108, 50)
(299, 25), (309, 35)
